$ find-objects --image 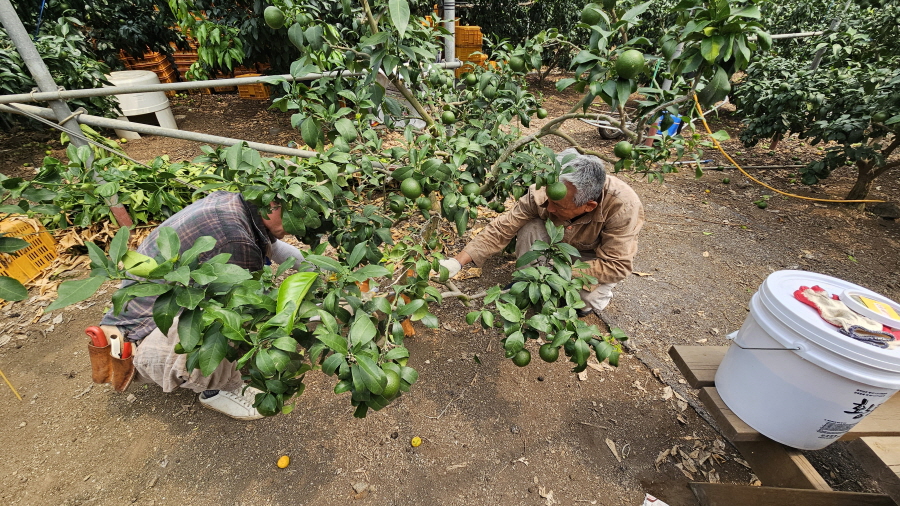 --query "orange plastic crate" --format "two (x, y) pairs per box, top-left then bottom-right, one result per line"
(237, 74), (270, 100)
(0, 218), (58, 285)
